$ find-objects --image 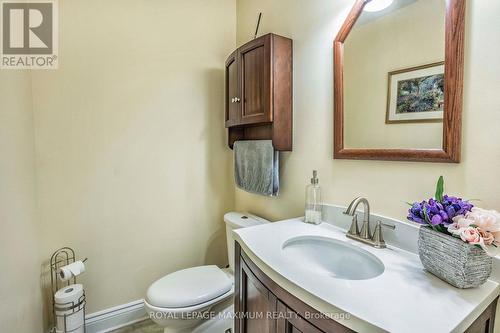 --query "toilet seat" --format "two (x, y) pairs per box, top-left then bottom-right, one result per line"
(144, 287), (233, 315)
(146, 265), (233, 310)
